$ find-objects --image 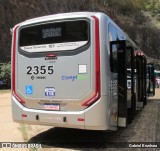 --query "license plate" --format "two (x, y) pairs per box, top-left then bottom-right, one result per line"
(44, 104), (60, 110)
